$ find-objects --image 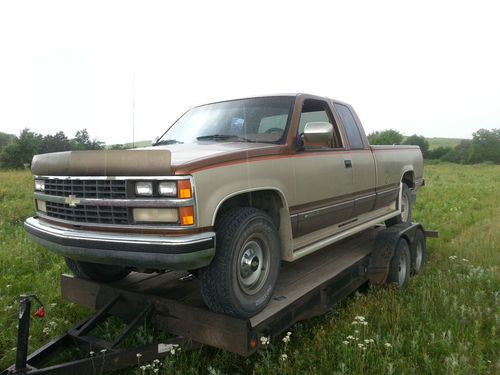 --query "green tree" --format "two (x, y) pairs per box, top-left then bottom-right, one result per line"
(0, 131), (16, 149)
(468, 128), (500, 164)
(427, 146), (453, 160)
(403, 134), (430, 158)
(368, 129), (404, 145)
(71, 129), (104, 150)
(40, 131), (72, 154)
(0, 128), (42, 168)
